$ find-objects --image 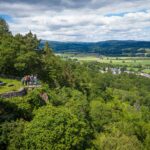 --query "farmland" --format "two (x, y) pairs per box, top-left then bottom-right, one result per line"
(58, 53), (150, 74)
